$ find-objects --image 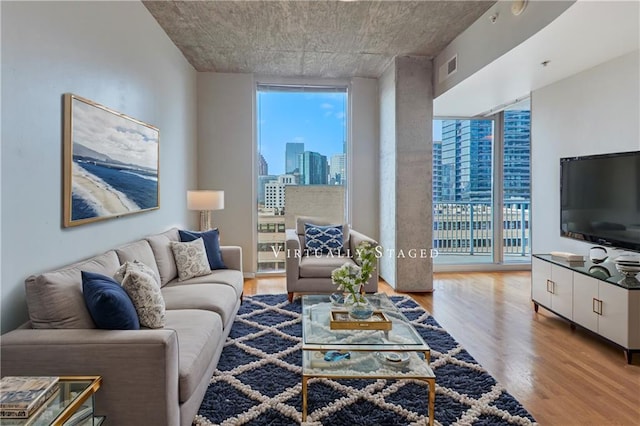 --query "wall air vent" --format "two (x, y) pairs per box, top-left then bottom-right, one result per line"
(438, 54), (458, 83)
(447, 55), (457, 75)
